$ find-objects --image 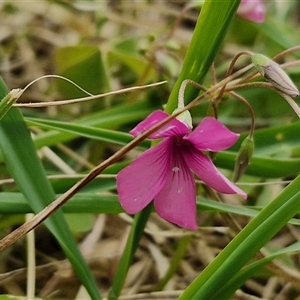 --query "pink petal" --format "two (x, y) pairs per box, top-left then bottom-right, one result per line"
(116, 138), (172, 214)
(130, 110), (190, 139)
(185, 117), (239, 152)
(184, 146), (247, 198)
(238, 0), (265, 23)
(154, 144), (198, 230)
